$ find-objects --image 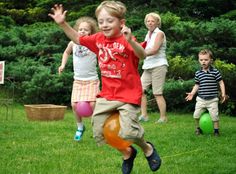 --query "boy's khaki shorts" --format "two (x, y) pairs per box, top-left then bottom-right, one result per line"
(92, 98), (144, 146)
(193, 96), (219, 121)
(141, 65), (167, 95)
